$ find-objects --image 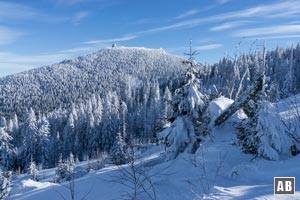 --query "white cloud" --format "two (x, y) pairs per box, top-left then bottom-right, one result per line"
(0, 63), (37, 77)
(246, 34), (300, 41)
(216, 0), (232, 5)
(195, 44), (223, 50)
(0, 2), (37, 20)
(176, 9), (199, 19)
(84, 35), (137, 45)
(54, 0), (118, 7)
(0, 1), (88, 25)
(55, 0), (87, 5)
(61, 46), (95, 53)
(175, 0), (232, 20)
(80, 1), (300, 48)
(166, 43), (223, 53)
(233, 24), (300, 37)
(137, 0), (300, 35)
(72, 11), (90, 25)
(0, 52), (70, 64)
(210, 21), (250, 31)
(0, 26), (24, 45)
(0, 51), (76, 76)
